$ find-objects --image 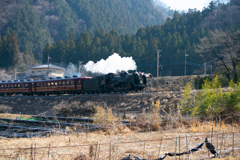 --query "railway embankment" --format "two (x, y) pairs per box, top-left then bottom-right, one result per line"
(0, 91), (183, 117)
(0, 75), (203, 117)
